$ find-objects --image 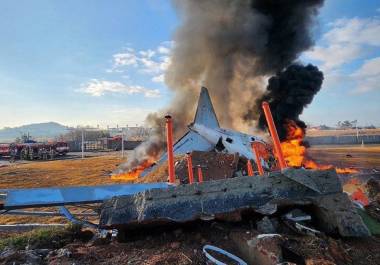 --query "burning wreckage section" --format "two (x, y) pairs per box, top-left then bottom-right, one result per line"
(101, 87), (370, 238)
